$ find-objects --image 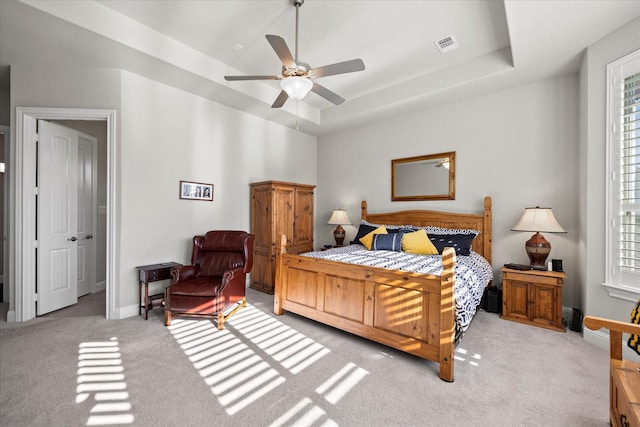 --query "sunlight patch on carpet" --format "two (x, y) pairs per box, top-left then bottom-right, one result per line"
(454, 347), (482, 367)
(315, 362), (369, 405)
(166, 304), (368, 422)
(76, 337), (134, 425)
(167, 317), (285, 416)
(227, 305), (331, 374)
